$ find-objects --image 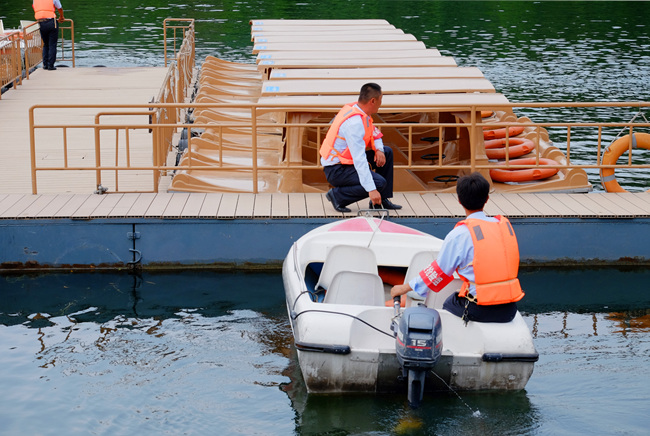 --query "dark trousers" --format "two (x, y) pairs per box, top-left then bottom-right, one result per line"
(39, 19), (58, 68)
(442, 292), (518, 323)
(323, 146), (395, 207)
